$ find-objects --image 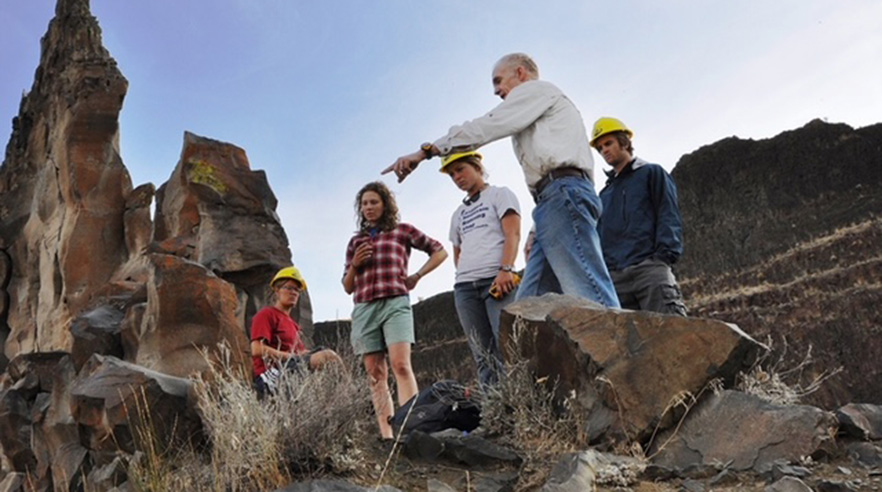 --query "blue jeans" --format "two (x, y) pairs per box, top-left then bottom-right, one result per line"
(454, 277), (516, 386)
(517, 176), (620, 308)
